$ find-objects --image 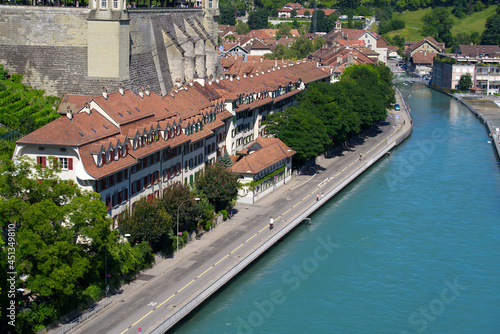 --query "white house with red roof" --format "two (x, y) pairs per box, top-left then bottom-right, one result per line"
(231, 137), (296, 203)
